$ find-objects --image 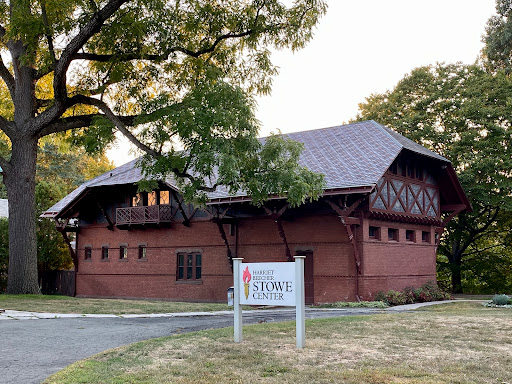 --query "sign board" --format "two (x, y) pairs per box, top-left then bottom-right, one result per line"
(239, 262), (296, 306)
(233, 257), (306, 348)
